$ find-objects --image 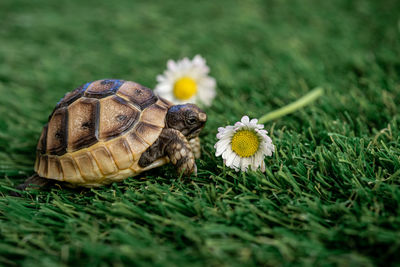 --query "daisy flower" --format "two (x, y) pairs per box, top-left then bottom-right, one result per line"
(214, 116), (275, 172)
(154, 55), (216, 106)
